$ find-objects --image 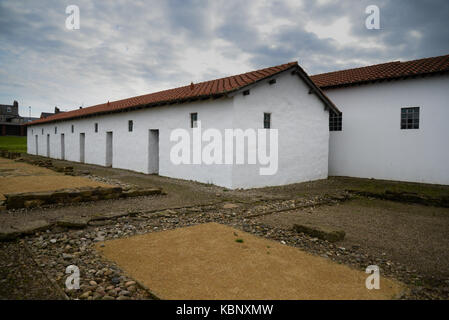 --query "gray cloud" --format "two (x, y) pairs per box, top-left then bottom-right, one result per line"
(0, 0), (448, 117)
